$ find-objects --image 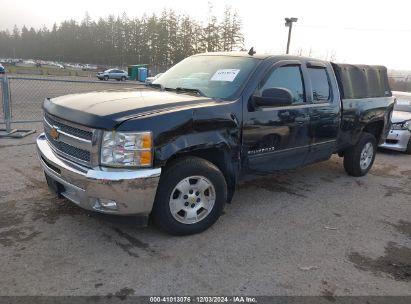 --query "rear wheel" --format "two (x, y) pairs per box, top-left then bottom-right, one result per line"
(343, 133), (377, 176)
(153, 157), (227, 235)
